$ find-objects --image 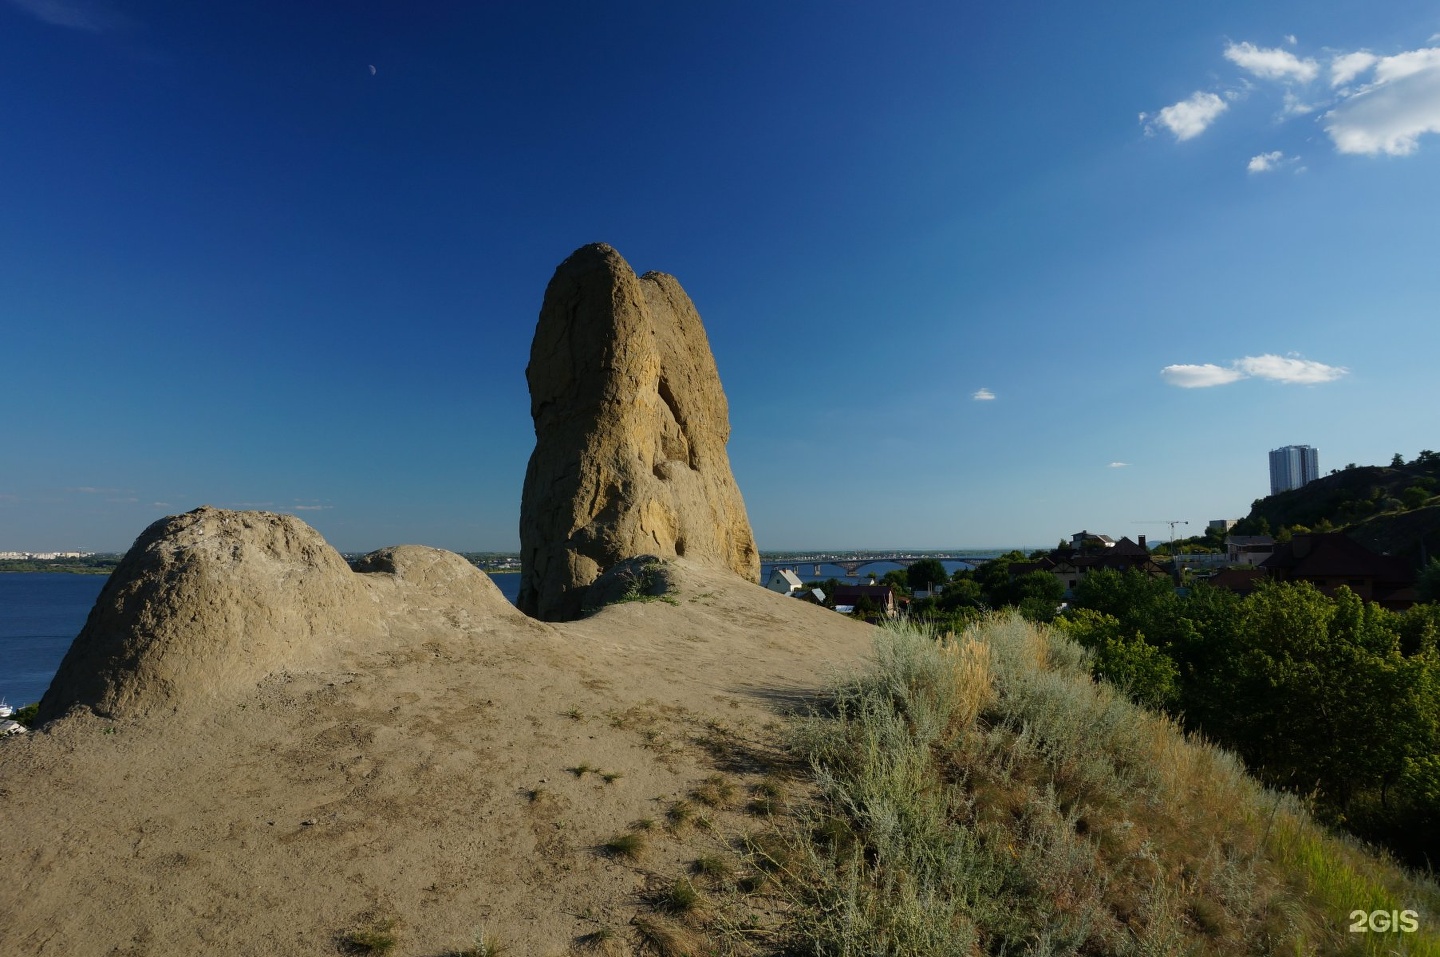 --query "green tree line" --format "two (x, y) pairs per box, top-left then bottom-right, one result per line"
(1053, 568), (1440, 868)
